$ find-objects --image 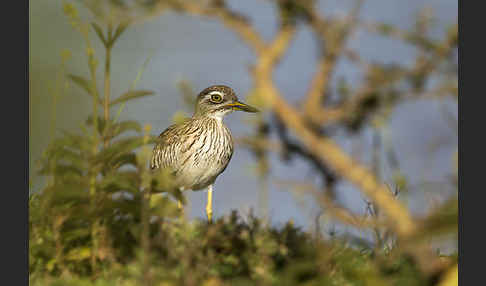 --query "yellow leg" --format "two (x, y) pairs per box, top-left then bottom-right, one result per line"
(206, 185), (213, 222)
(177, 200), (183, 210)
